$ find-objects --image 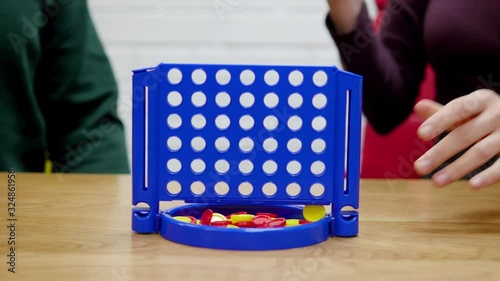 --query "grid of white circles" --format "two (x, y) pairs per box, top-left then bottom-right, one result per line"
(166, 137), (327, 176)
(166, 181), (326, 200)
(164, 67), (330, 199)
